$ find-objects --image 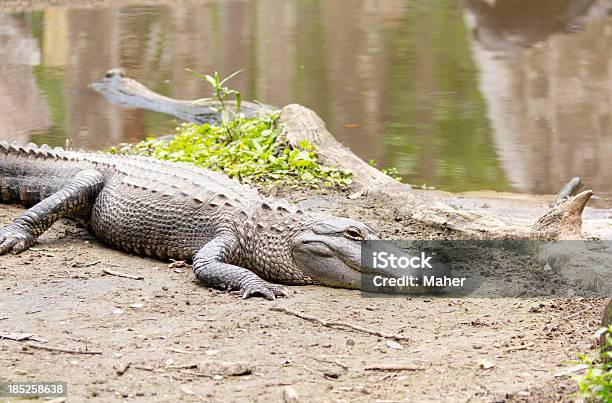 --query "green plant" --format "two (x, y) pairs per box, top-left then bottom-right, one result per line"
(572, 326), (611, 402)
(187, 69), (244, 141)
(368, 159), (403, 182)
(110, 71), (353, 189)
